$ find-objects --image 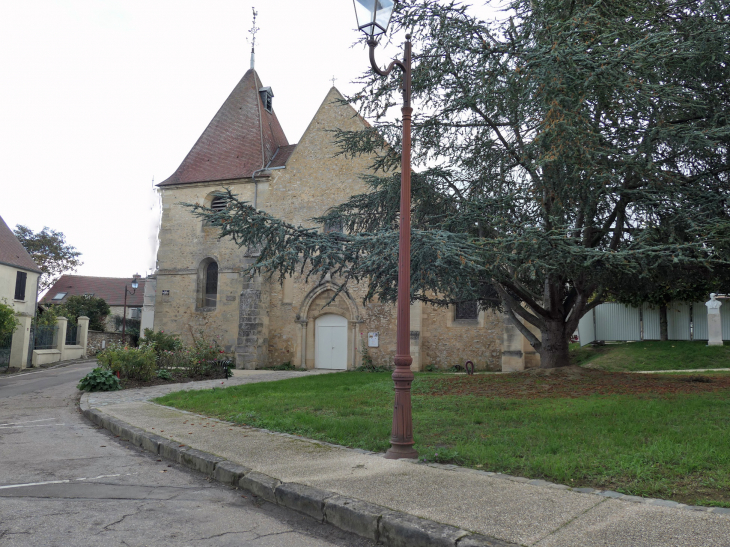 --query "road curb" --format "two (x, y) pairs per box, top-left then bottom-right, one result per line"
(80, 406), (519, 547)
